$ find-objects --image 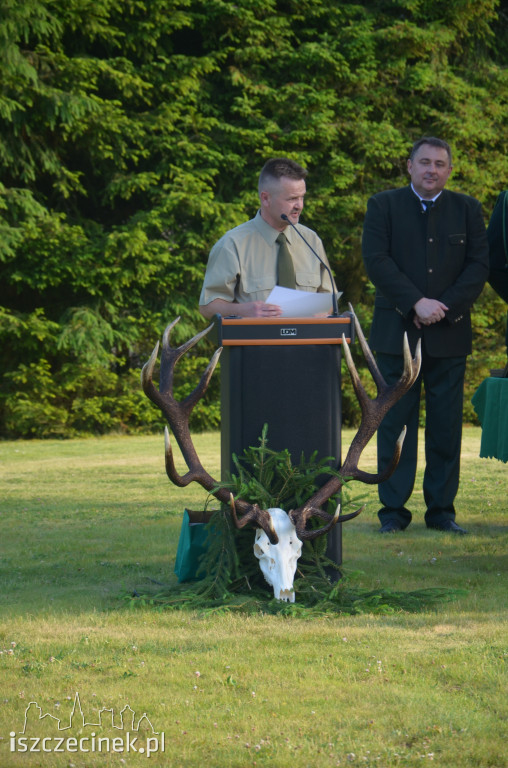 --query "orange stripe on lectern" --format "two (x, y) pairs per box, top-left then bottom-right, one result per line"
(221, 317), (350, 326)
(221, 337), (351, 346)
